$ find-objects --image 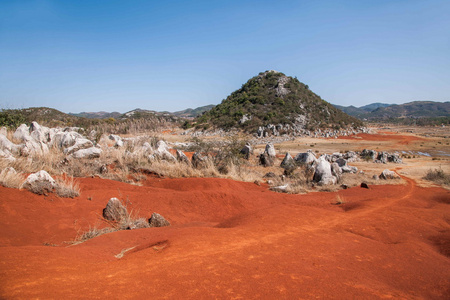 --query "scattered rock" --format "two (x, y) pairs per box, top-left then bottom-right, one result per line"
(263, 172), (277, 178)
(380, 169), (399, 180)
(103, 198), (128, 223)
(72, 147), (102, 159)
(270, 184), (289, 193)
(148, 212), (170, 227)
(192, 152), (208, 169)
(259, 152), (274, 167)
(360, 182), (369, 189)
(127, 218), (149, 230)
